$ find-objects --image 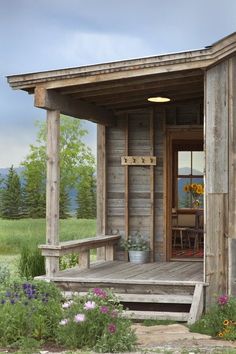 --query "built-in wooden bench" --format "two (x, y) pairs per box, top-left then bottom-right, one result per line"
(39, 235), (120, 270)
